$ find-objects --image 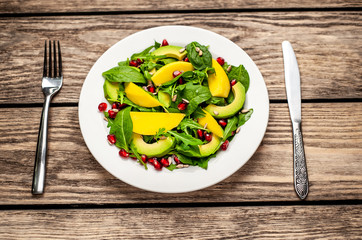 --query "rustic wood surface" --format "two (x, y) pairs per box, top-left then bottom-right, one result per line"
(0, 12), (361, 104)
(0, 0), (361, 14)
(0, 205), (361, 239)
(0, 1), (361, 239)
(0, 103), (360, 204)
